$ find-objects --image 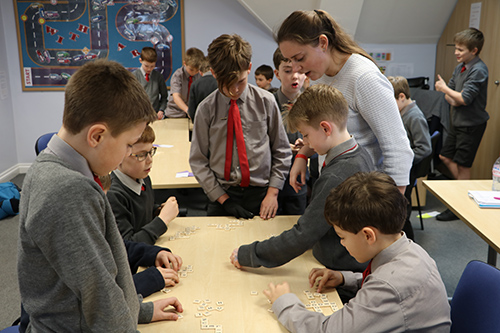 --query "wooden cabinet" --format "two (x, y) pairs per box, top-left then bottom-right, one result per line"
(435, 0), (500, 179)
